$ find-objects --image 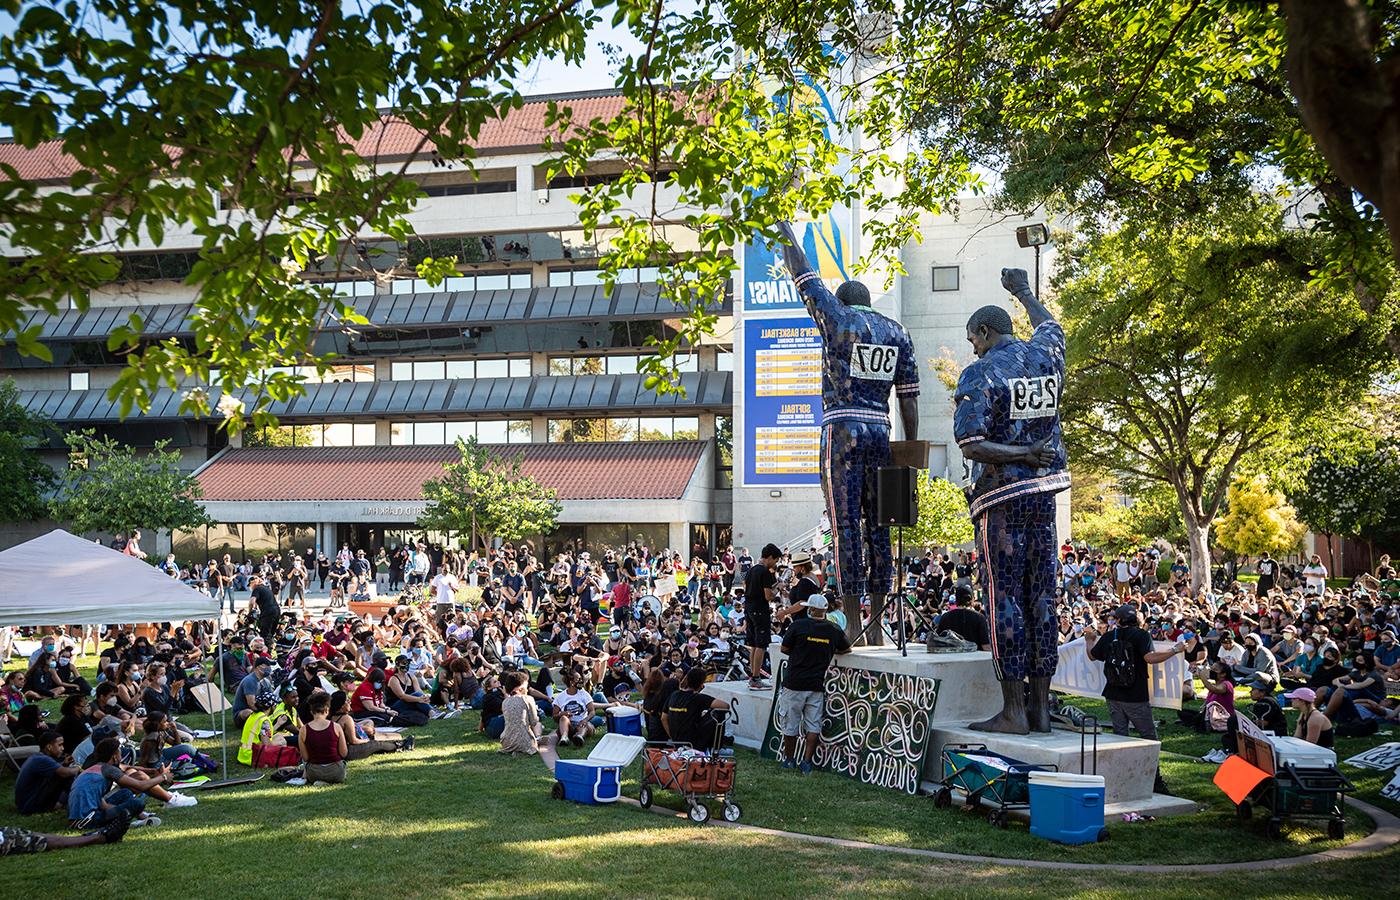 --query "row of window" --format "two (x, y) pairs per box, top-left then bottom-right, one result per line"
(65, 350), (735, 393)
(245, 423), (377, 447)
(388, 358), (532, 381)
(389, 420), (532, 445)
(547, 417), (699, 443)
(324, 267), (666, 297)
